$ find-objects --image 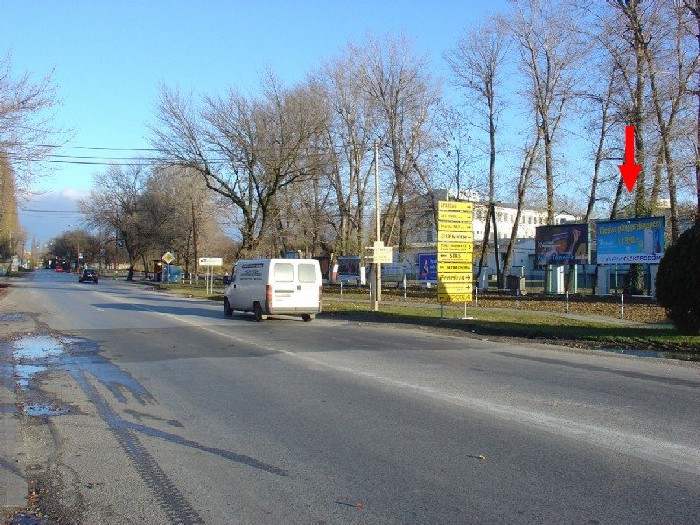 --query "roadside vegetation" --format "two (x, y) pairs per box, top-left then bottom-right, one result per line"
(140, 279), (700, 358)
